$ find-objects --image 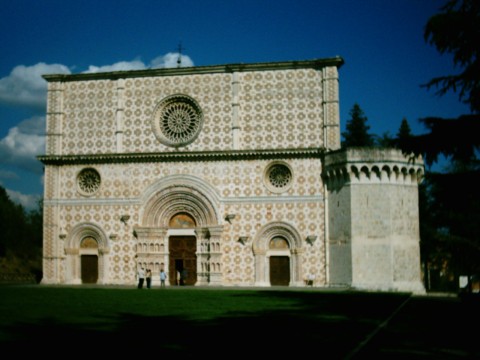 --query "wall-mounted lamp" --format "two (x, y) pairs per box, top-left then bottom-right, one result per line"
(238, 236), (249, 245)
(225, 214), (236, 223)
(306, 235), (317, 245)
(120, 215), (130, 225)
